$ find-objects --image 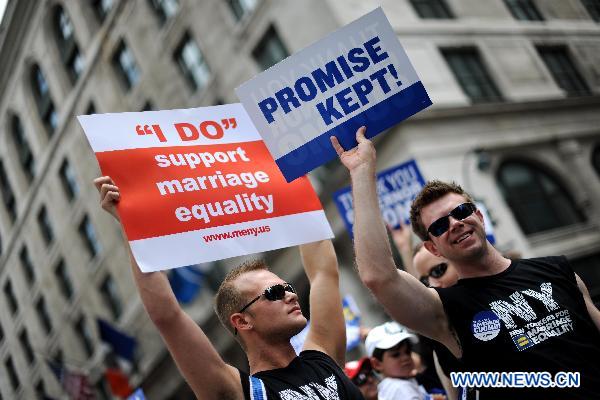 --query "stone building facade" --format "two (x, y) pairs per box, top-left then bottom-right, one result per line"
(0, 0), (598, 398)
